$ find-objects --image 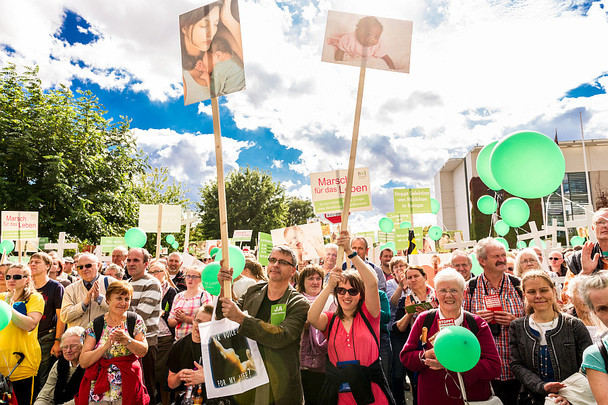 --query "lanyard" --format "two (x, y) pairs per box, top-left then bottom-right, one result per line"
(481, 273), (505, 297)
